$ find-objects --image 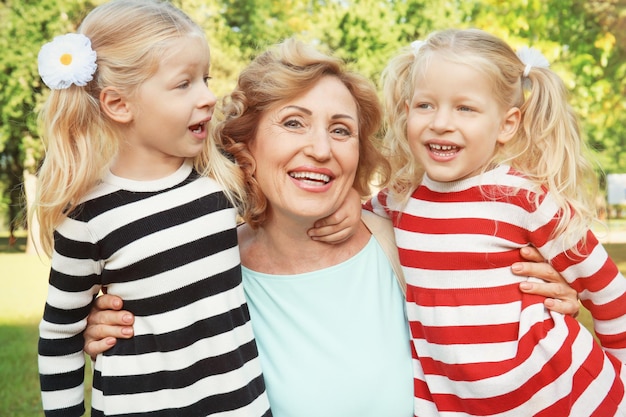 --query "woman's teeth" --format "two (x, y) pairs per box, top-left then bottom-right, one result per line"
(289, 171), (330, 184)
